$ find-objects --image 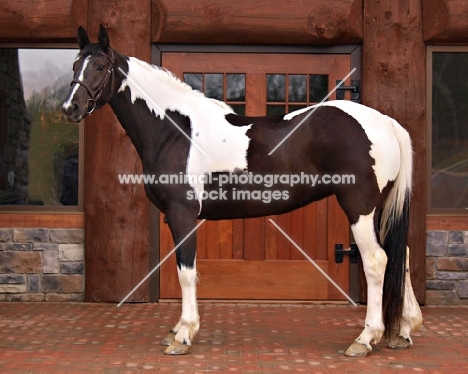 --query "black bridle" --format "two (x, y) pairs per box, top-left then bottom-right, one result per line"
(70, 51), (114, 115)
